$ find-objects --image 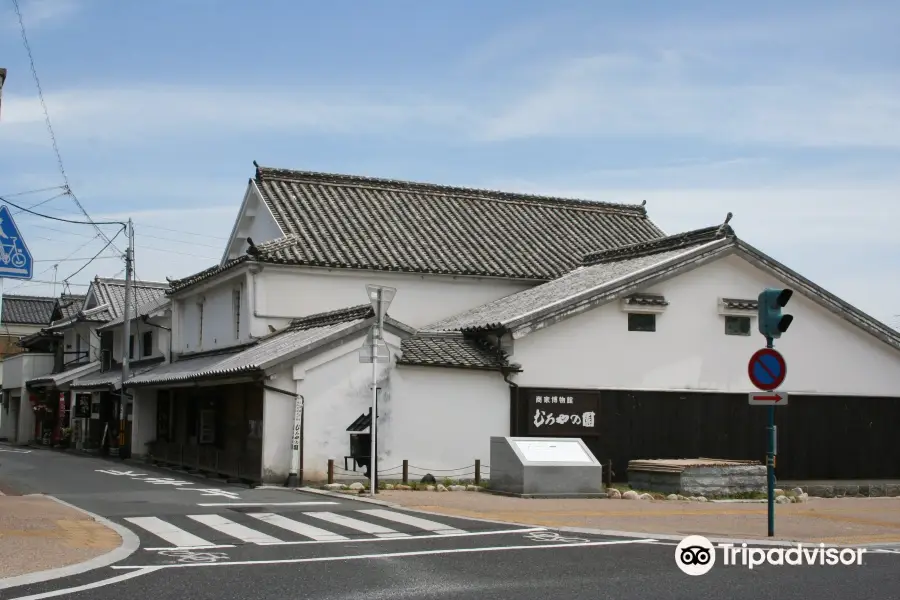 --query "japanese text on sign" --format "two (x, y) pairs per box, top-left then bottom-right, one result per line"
(533, 409), (595, 428)
(535, 395), (574, 405)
